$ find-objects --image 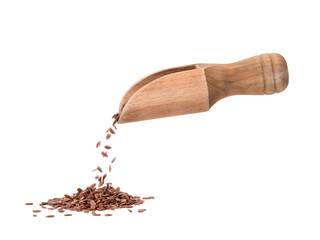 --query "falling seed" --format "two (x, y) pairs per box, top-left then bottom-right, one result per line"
(97, 166), (102, 172)
(104, 214), (112, 216)
(64, 214), (72, 216)
(106, 134), (111, 140)
(46, 215), (55, 218)
(138, 209), (146, 213)
(32, 210), (41, 213)
(108, 128), (115, 135)
(95, 175), (99, 179)
(25, 203), (33, 205)
(109, 164), (112, 172)
(128, 209), (132, 213)
(33, 215), (37, 217)
(101, 151), (108, 158)
(104, 145), (111, 149)
(111, 157), (116, 163)
(96, 141), (101, 148)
